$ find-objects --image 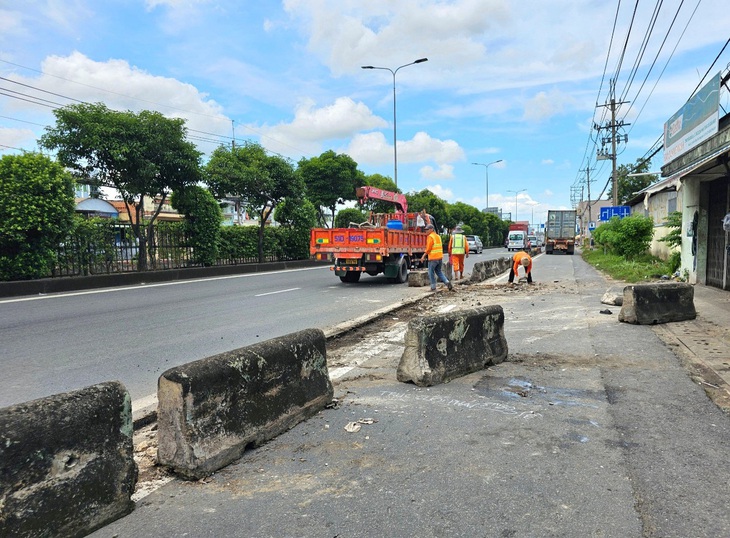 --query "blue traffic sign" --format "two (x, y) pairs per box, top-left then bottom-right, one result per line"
(600, 206), (631, 221)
